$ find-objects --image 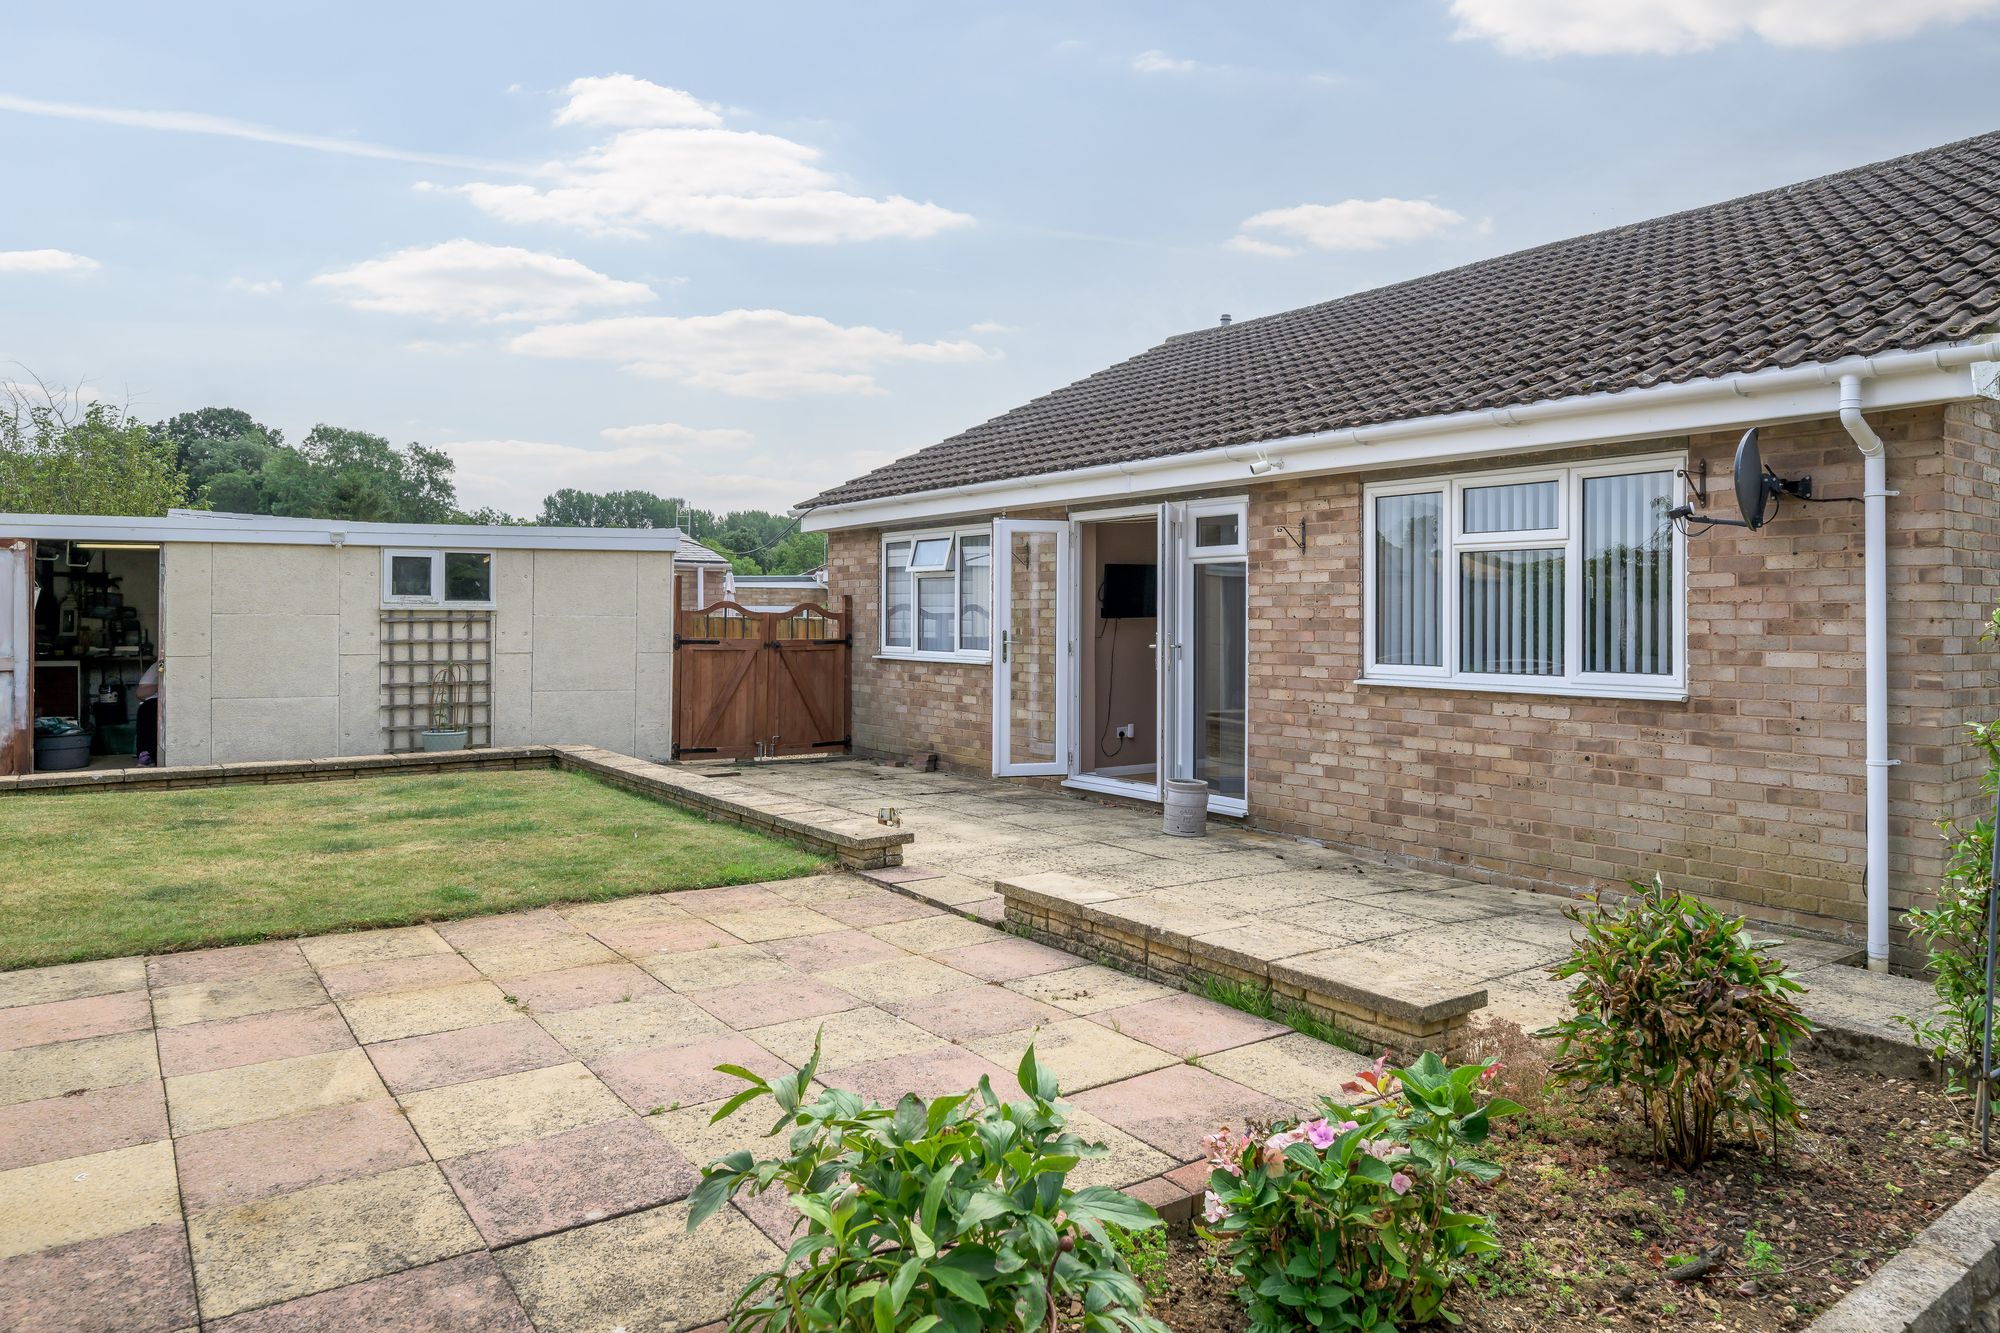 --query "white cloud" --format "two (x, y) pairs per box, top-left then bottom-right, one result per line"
(312, 239), (655, 322)
(1229, 198), (1468, 255)
(1132, 49), (1198, 73)
(0, 248), (100, 274)
(599, 421), (756, 447)
(507, 309), (988, 397)
(446, 75), (972, 243)
(554, 74), (722, 128)
(226, 276), (282, 296)
(968, 320), (1018, 335)
(437, 436), (852, 515)
(1449, 0), (2000, 56)
(0, 91), (521, 172)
